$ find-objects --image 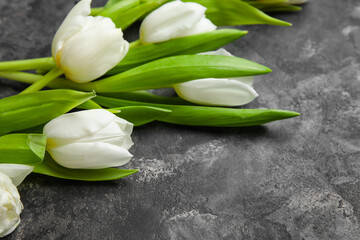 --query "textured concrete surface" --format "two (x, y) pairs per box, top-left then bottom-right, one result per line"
(1, 0), (360, 239)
